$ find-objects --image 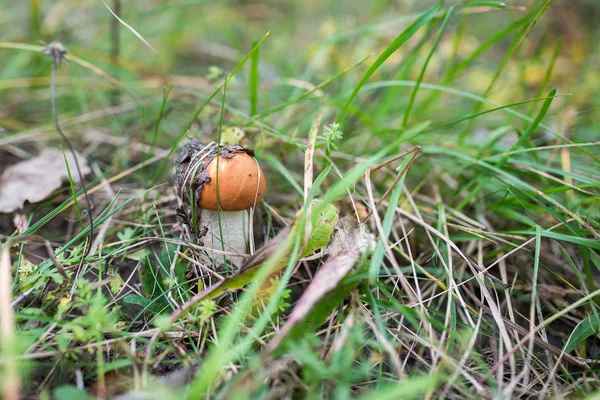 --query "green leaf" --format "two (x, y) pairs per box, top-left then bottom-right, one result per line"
(53, 385), (91, 400)
(138, 242), (189, 302)
(564, 314), (600, 353)
(123, 293), (171, 315)
(125, 248), (149, 261)
(117, 227), (136, 242)
(140, 254), (164, 298)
